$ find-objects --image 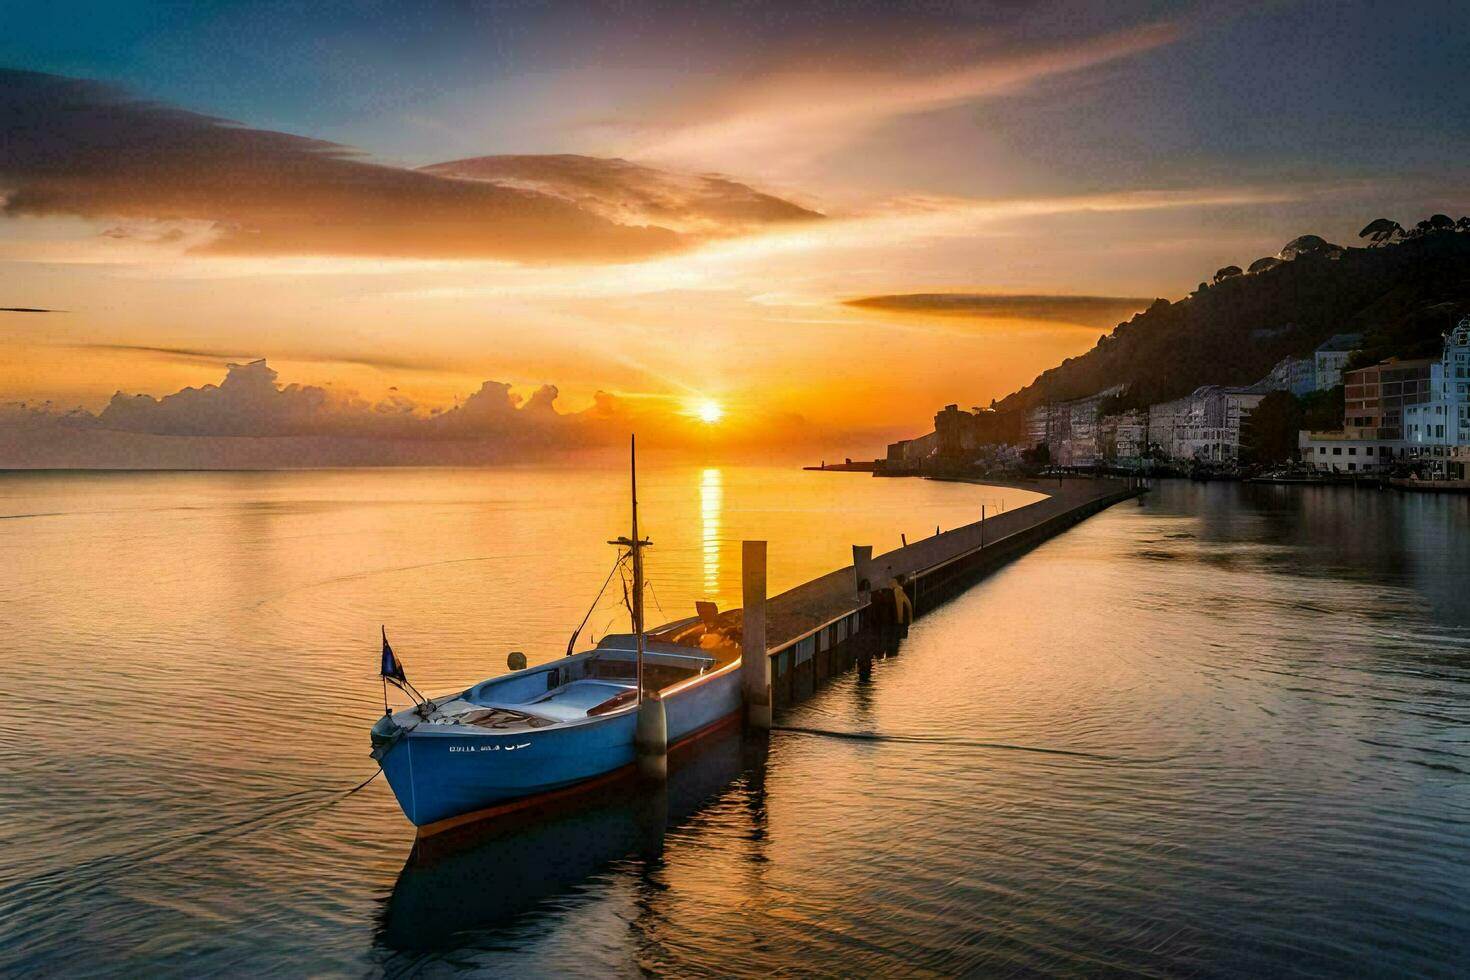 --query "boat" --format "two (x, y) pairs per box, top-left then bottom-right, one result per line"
(1390, 475), (1470, 494)
(1246, 467), (1328, 485)
(368, 437), (745, 833)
